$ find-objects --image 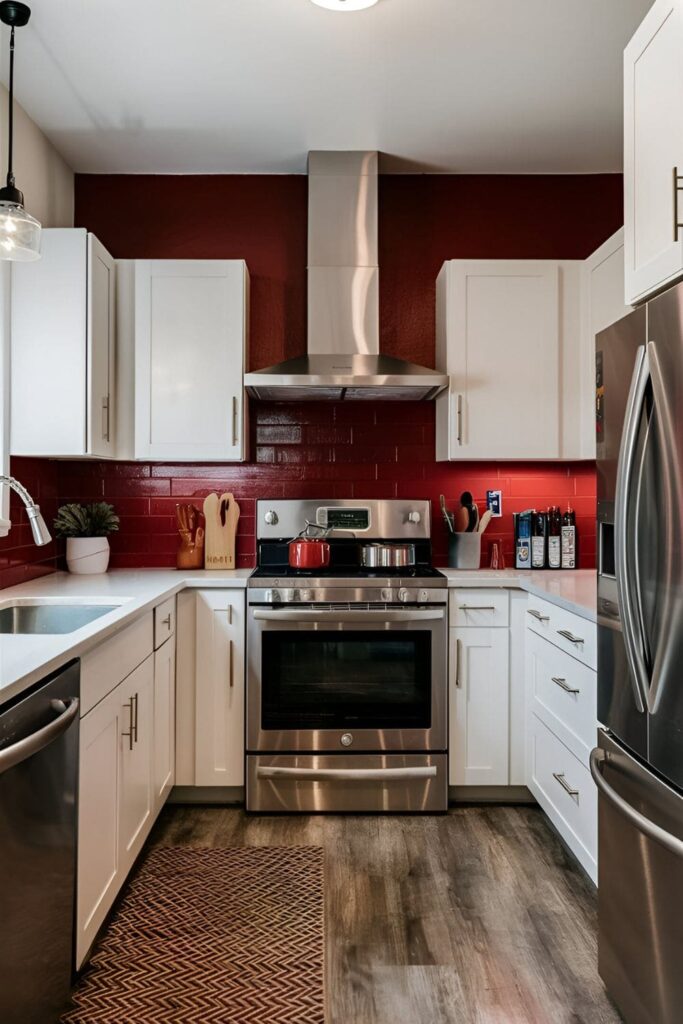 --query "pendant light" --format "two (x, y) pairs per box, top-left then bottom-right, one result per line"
(310, 0), (379, 11)
(0, 1), (40, 261)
